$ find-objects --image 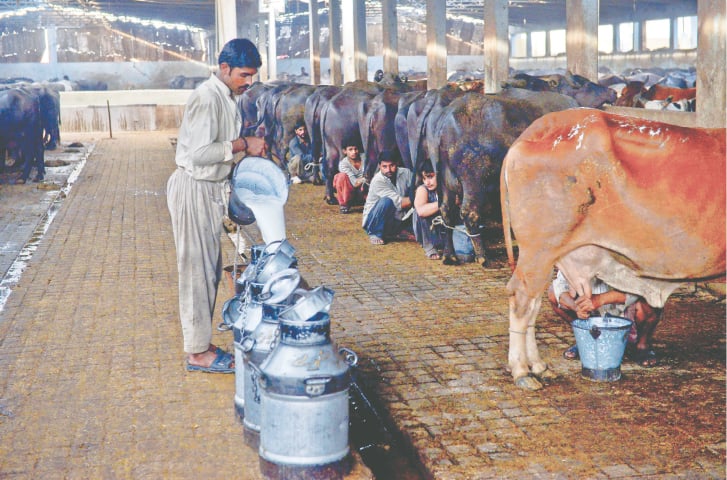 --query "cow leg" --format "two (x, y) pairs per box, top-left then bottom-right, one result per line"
(506, 262), (554, 390)
(508, 294), (544, 390)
